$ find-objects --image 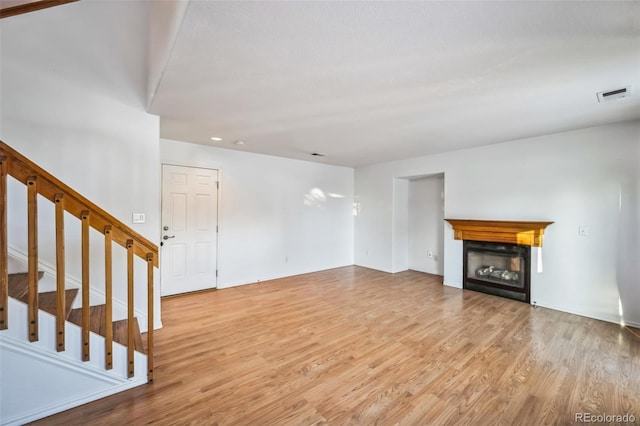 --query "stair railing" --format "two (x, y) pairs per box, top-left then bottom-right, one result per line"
(0, 140), (157, 381)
